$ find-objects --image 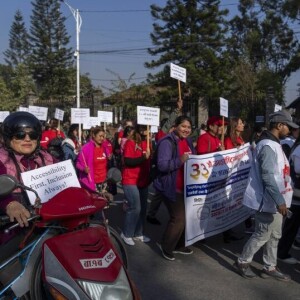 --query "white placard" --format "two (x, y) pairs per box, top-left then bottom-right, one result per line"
(0, 111), (10, 122)
(21, 160), (81, 204)
(28, 106), (48, 121)
(18, 106), (29, 112)
(137, 106), (160, 126)
(220, 97), (229, 118)
(274, 104), (282, 112)
(71, 108), (90, 124)
(54, 108), (64, 121)
(170, 63), (186, 83)
(98, 111), (113, 123)
(83, 117), (100, 129)
(151, 125), (158, 133)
